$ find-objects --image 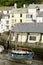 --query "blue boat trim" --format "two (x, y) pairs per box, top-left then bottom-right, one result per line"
(8, 50), (34, 59)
